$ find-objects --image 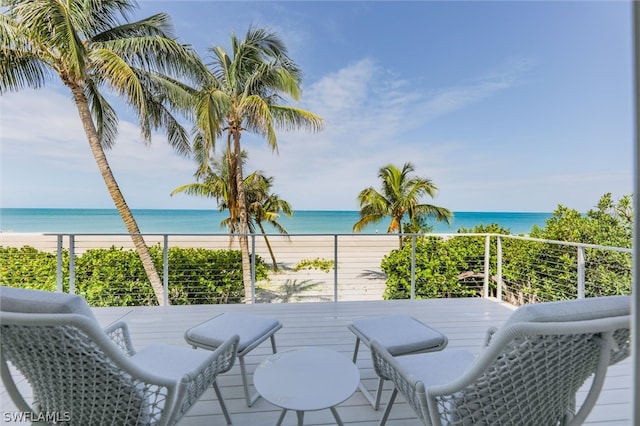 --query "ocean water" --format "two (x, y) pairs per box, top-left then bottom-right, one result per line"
(0, 208), (552, 235)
